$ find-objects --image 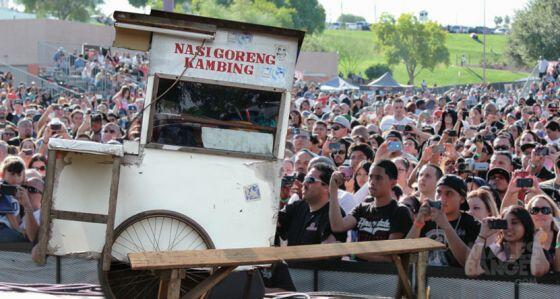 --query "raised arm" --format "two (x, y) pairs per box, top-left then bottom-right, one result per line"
(329, 171), (357, 233)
